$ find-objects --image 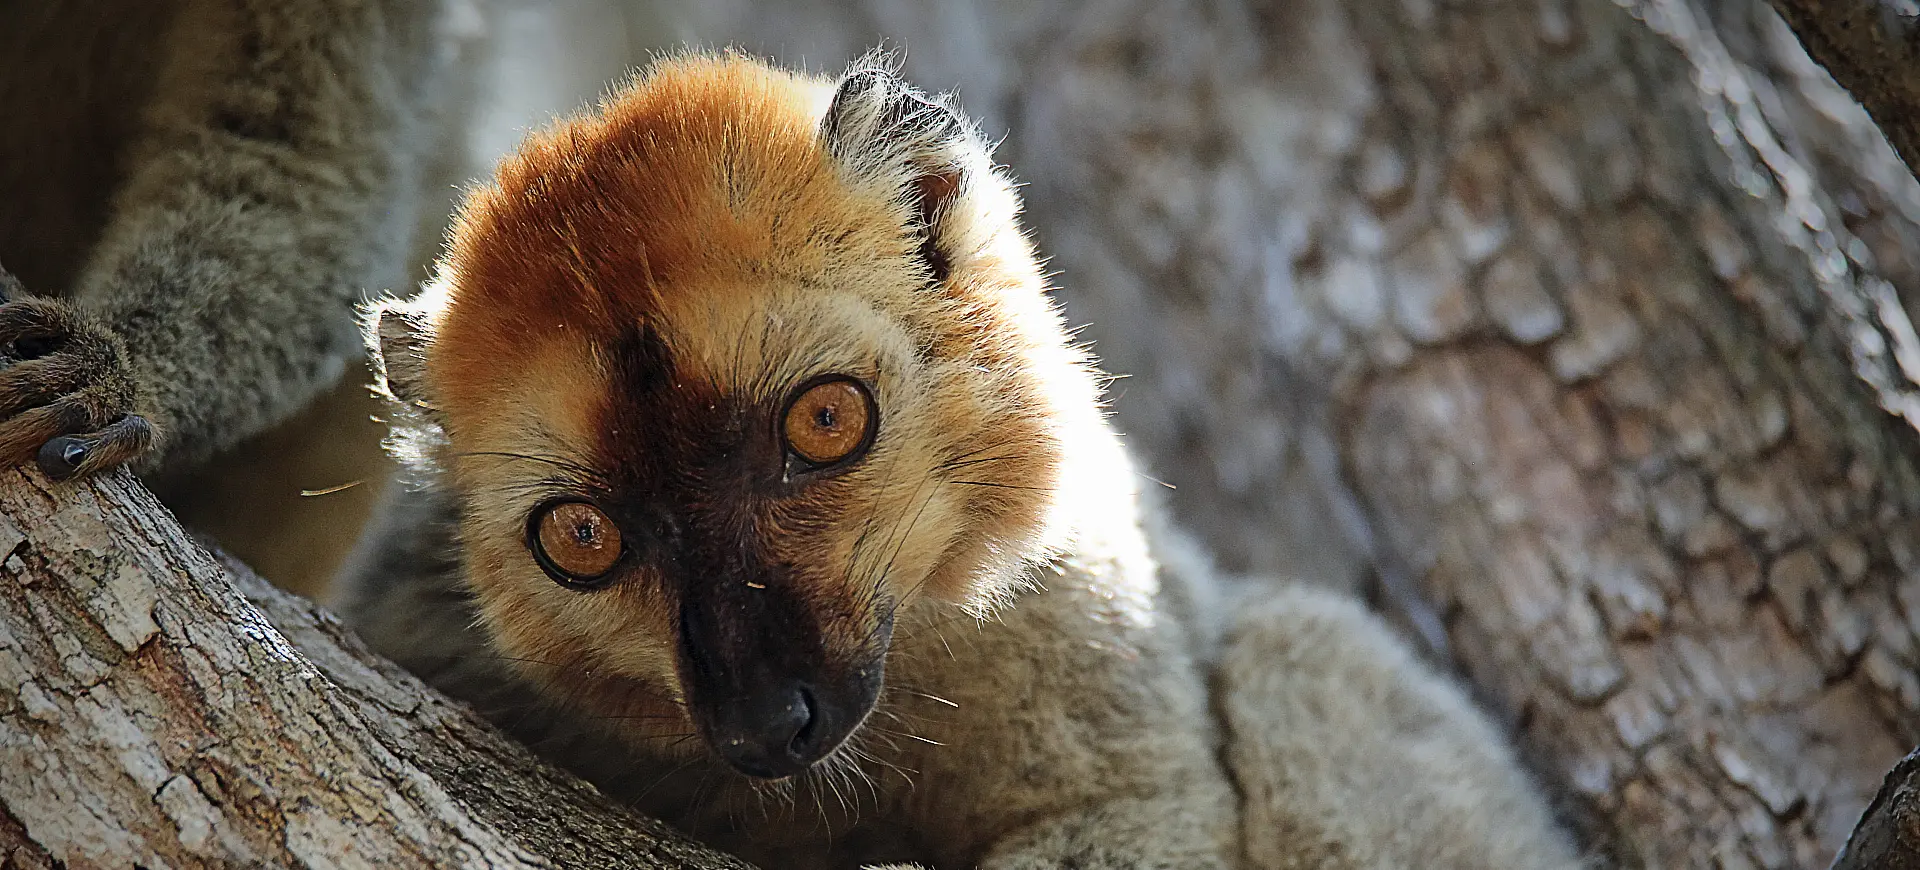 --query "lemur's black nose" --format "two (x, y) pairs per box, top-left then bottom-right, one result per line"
(708, 682), (825, 779)
(675, 568), (892, 780)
